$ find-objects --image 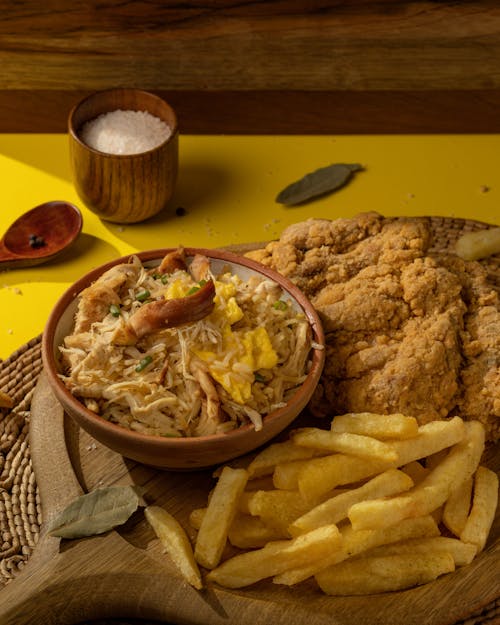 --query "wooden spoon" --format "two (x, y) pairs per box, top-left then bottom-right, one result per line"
(0, 201), (83, 269)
